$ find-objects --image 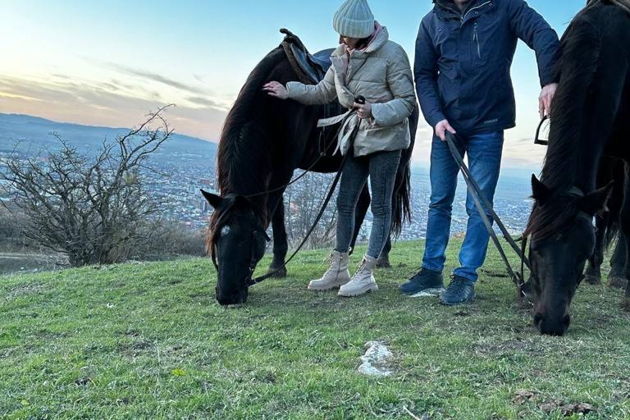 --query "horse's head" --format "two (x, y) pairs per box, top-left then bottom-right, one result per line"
(202, 190), (269, 306)
(527, 176), (612, 335)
